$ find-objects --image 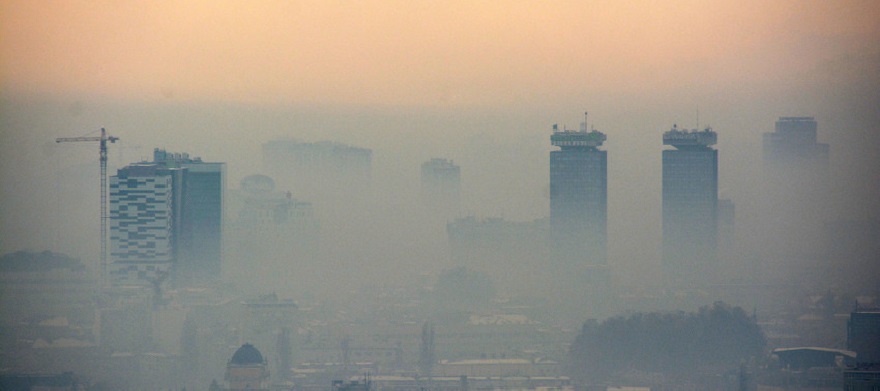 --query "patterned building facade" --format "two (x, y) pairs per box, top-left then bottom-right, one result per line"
(109, 163), (180, 285)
